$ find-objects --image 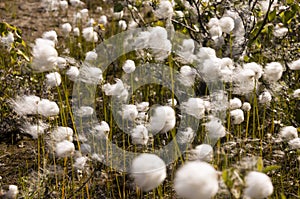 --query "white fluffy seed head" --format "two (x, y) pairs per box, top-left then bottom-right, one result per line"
(122, 59), (136, 73)
(230, 109), (244, 124)
(244, 171), (273, 199)
(279, 126), (298, 141)
(131, 125), (149, 145)
(229, 97), (242, 110)
(188, 144), (214, 162)
(181, 98), (205, 119)
(174, 161), (219, 199)
(258, 91), (272, 104)
(263, 62), (283, 82)
(55, 140), (75, 158)
(131, 153), (166, 191)
(37, 99), (60, 117)
(219, 16), (235, 33)
(242, 102), (251, 112)
(288, 59), (300, 70)
(46, 72), (61, 88)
